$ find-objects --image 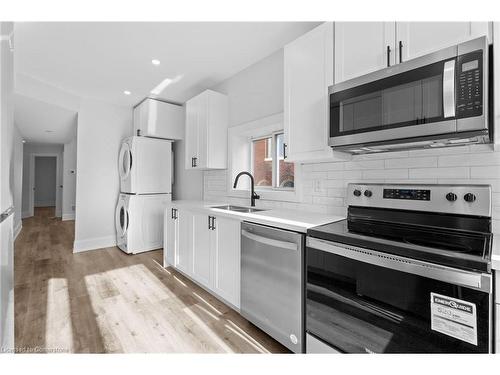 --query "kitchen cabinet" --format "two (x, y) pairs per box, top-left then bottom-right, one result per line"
(396, 22), (491, 62)
(133, 98), (184, 140)
(334, 22), (395, 84)
(192, 212), (212, 288)
(334, 22), (491, 84)
(185, 90), (228, 170)
(284, 22), (334, 162)
(211, 216), (240, 307)
(163, 206), (177, 267)
(164, 206), (241, 308)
